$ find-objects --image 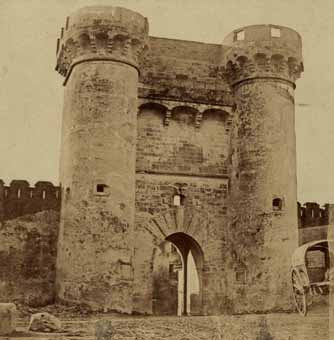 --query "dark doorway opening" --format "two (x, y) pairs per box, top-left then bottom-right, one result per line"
(152, 232), (204, 316)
